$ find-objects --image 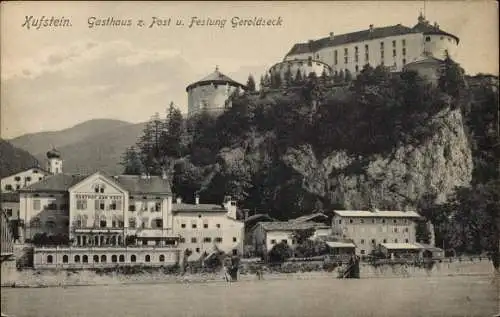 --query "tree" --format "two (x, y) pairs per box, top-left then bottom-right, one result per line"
(136, 112), (164, 175)
(345, 69), (353, 82)
(438, 52), (466, 100)
(268, 242), (293, 263)
(121, 146), (143, 175)
(291, 227), (316, 245)
(246, 74), (256, 92)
